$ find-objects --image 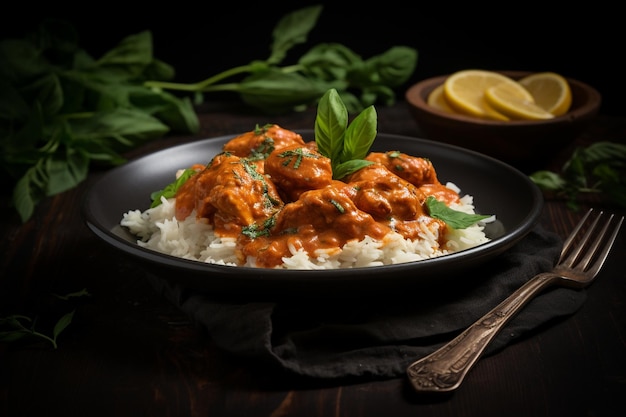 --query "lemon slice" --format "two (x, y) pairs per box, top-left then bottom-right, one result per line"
(427, 84), (456, 113)
(485, 82), (555, 120)
(443, 70), (517, 120)
(518, 72), (572, 116)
